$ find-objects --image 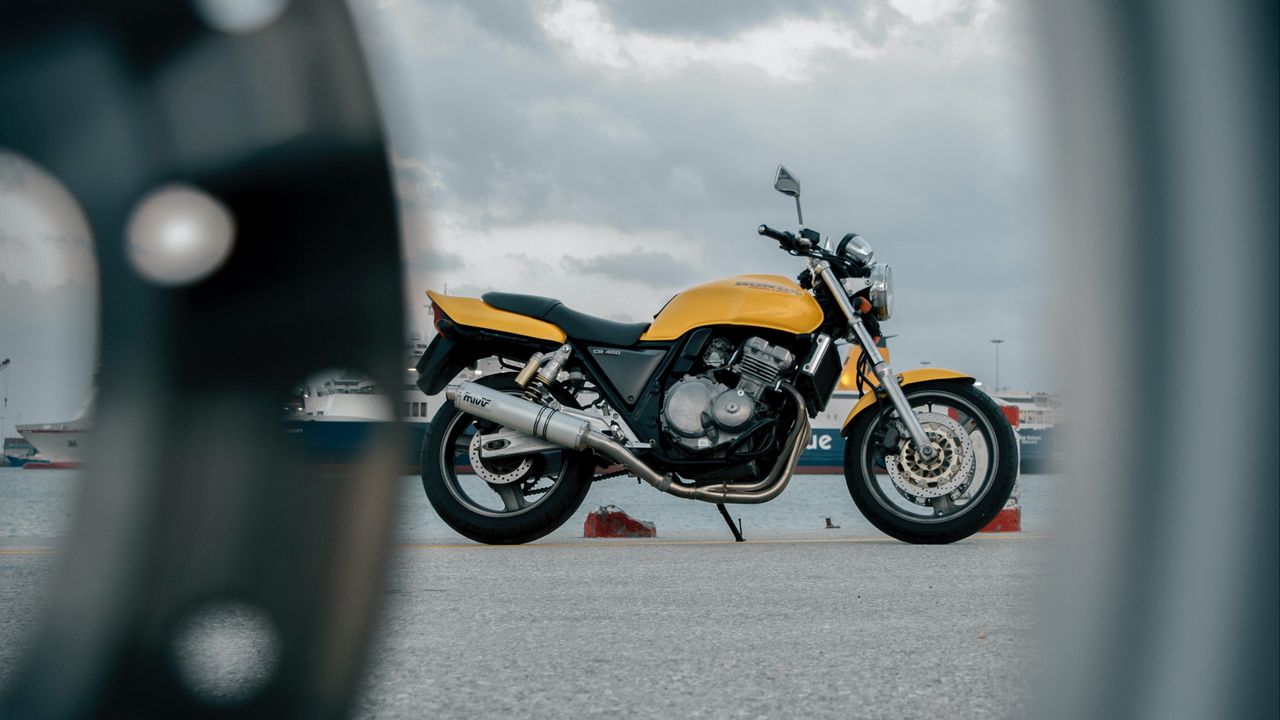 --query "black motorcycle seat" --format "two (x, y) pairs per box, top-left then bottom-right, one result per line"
(482, 292), (650, 346)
